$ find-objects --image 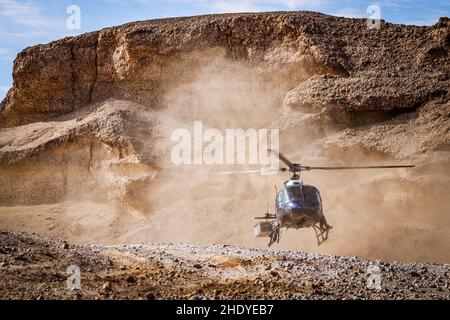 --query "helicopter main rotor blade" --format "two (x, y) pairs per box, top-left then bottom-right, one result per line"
(305, 165), (415, 171)
(217, 168), (282, 175)
(268, 149), (293, 168)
